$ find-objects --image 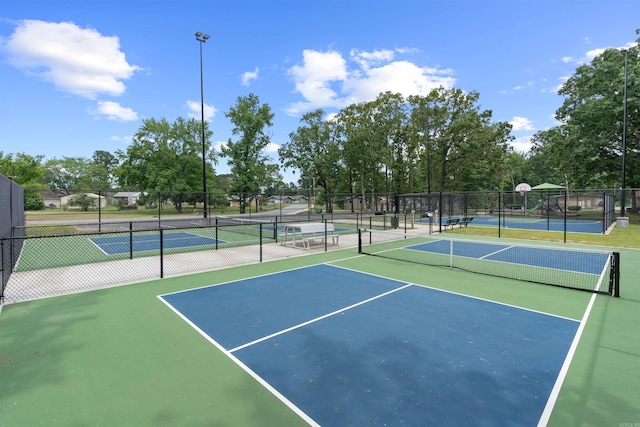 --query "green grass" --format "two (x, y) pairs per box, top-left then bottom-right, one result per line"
(25, 205), (246, 221)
